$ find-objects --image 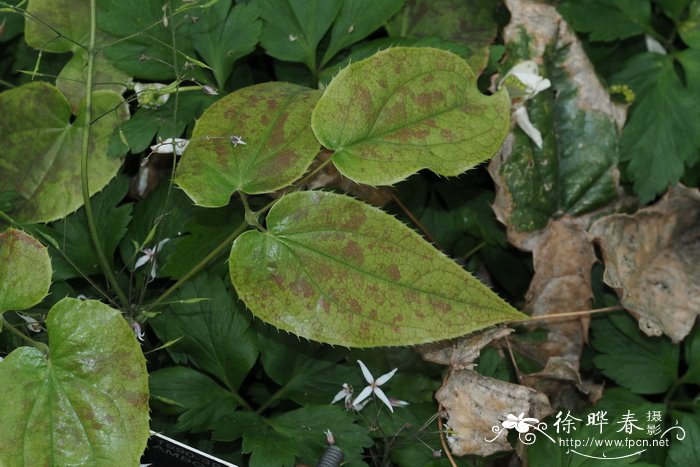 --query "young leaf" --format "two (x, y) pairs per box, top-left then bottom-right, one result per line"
(320, 0), (404, 67)
(0, 228), (52, 313)
(312, 47), (510, 186)
(591, 313), (679, 394)
(0, 82), (125, 223)
(149, 273), (259, 391)
(0, 298), (149, 465)
(190, 1), (262, 88)
(175, 82), (321, 205)
(230, 191), (526, 347)
(258, 0), (342, 72)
